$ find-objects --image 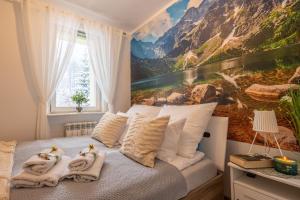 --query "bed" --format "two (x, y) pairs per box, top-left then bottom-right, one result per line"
(10, 116), (228, 200)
